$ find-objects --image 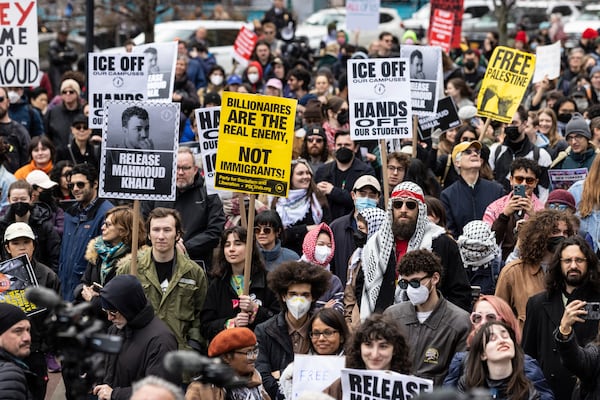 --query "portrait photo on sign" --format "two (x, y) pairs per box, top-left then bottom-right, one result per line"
(132, 42), (178, 100)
